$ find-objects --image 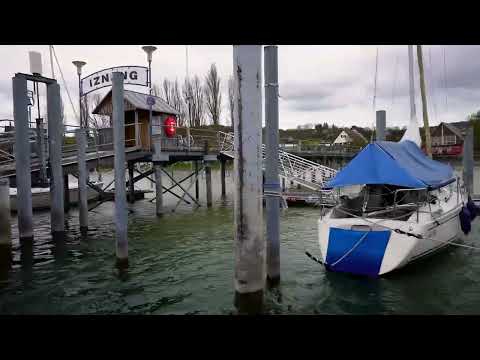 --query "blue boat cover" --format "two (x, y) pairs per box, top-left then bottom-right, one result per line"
(325, 140), (455, 189)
